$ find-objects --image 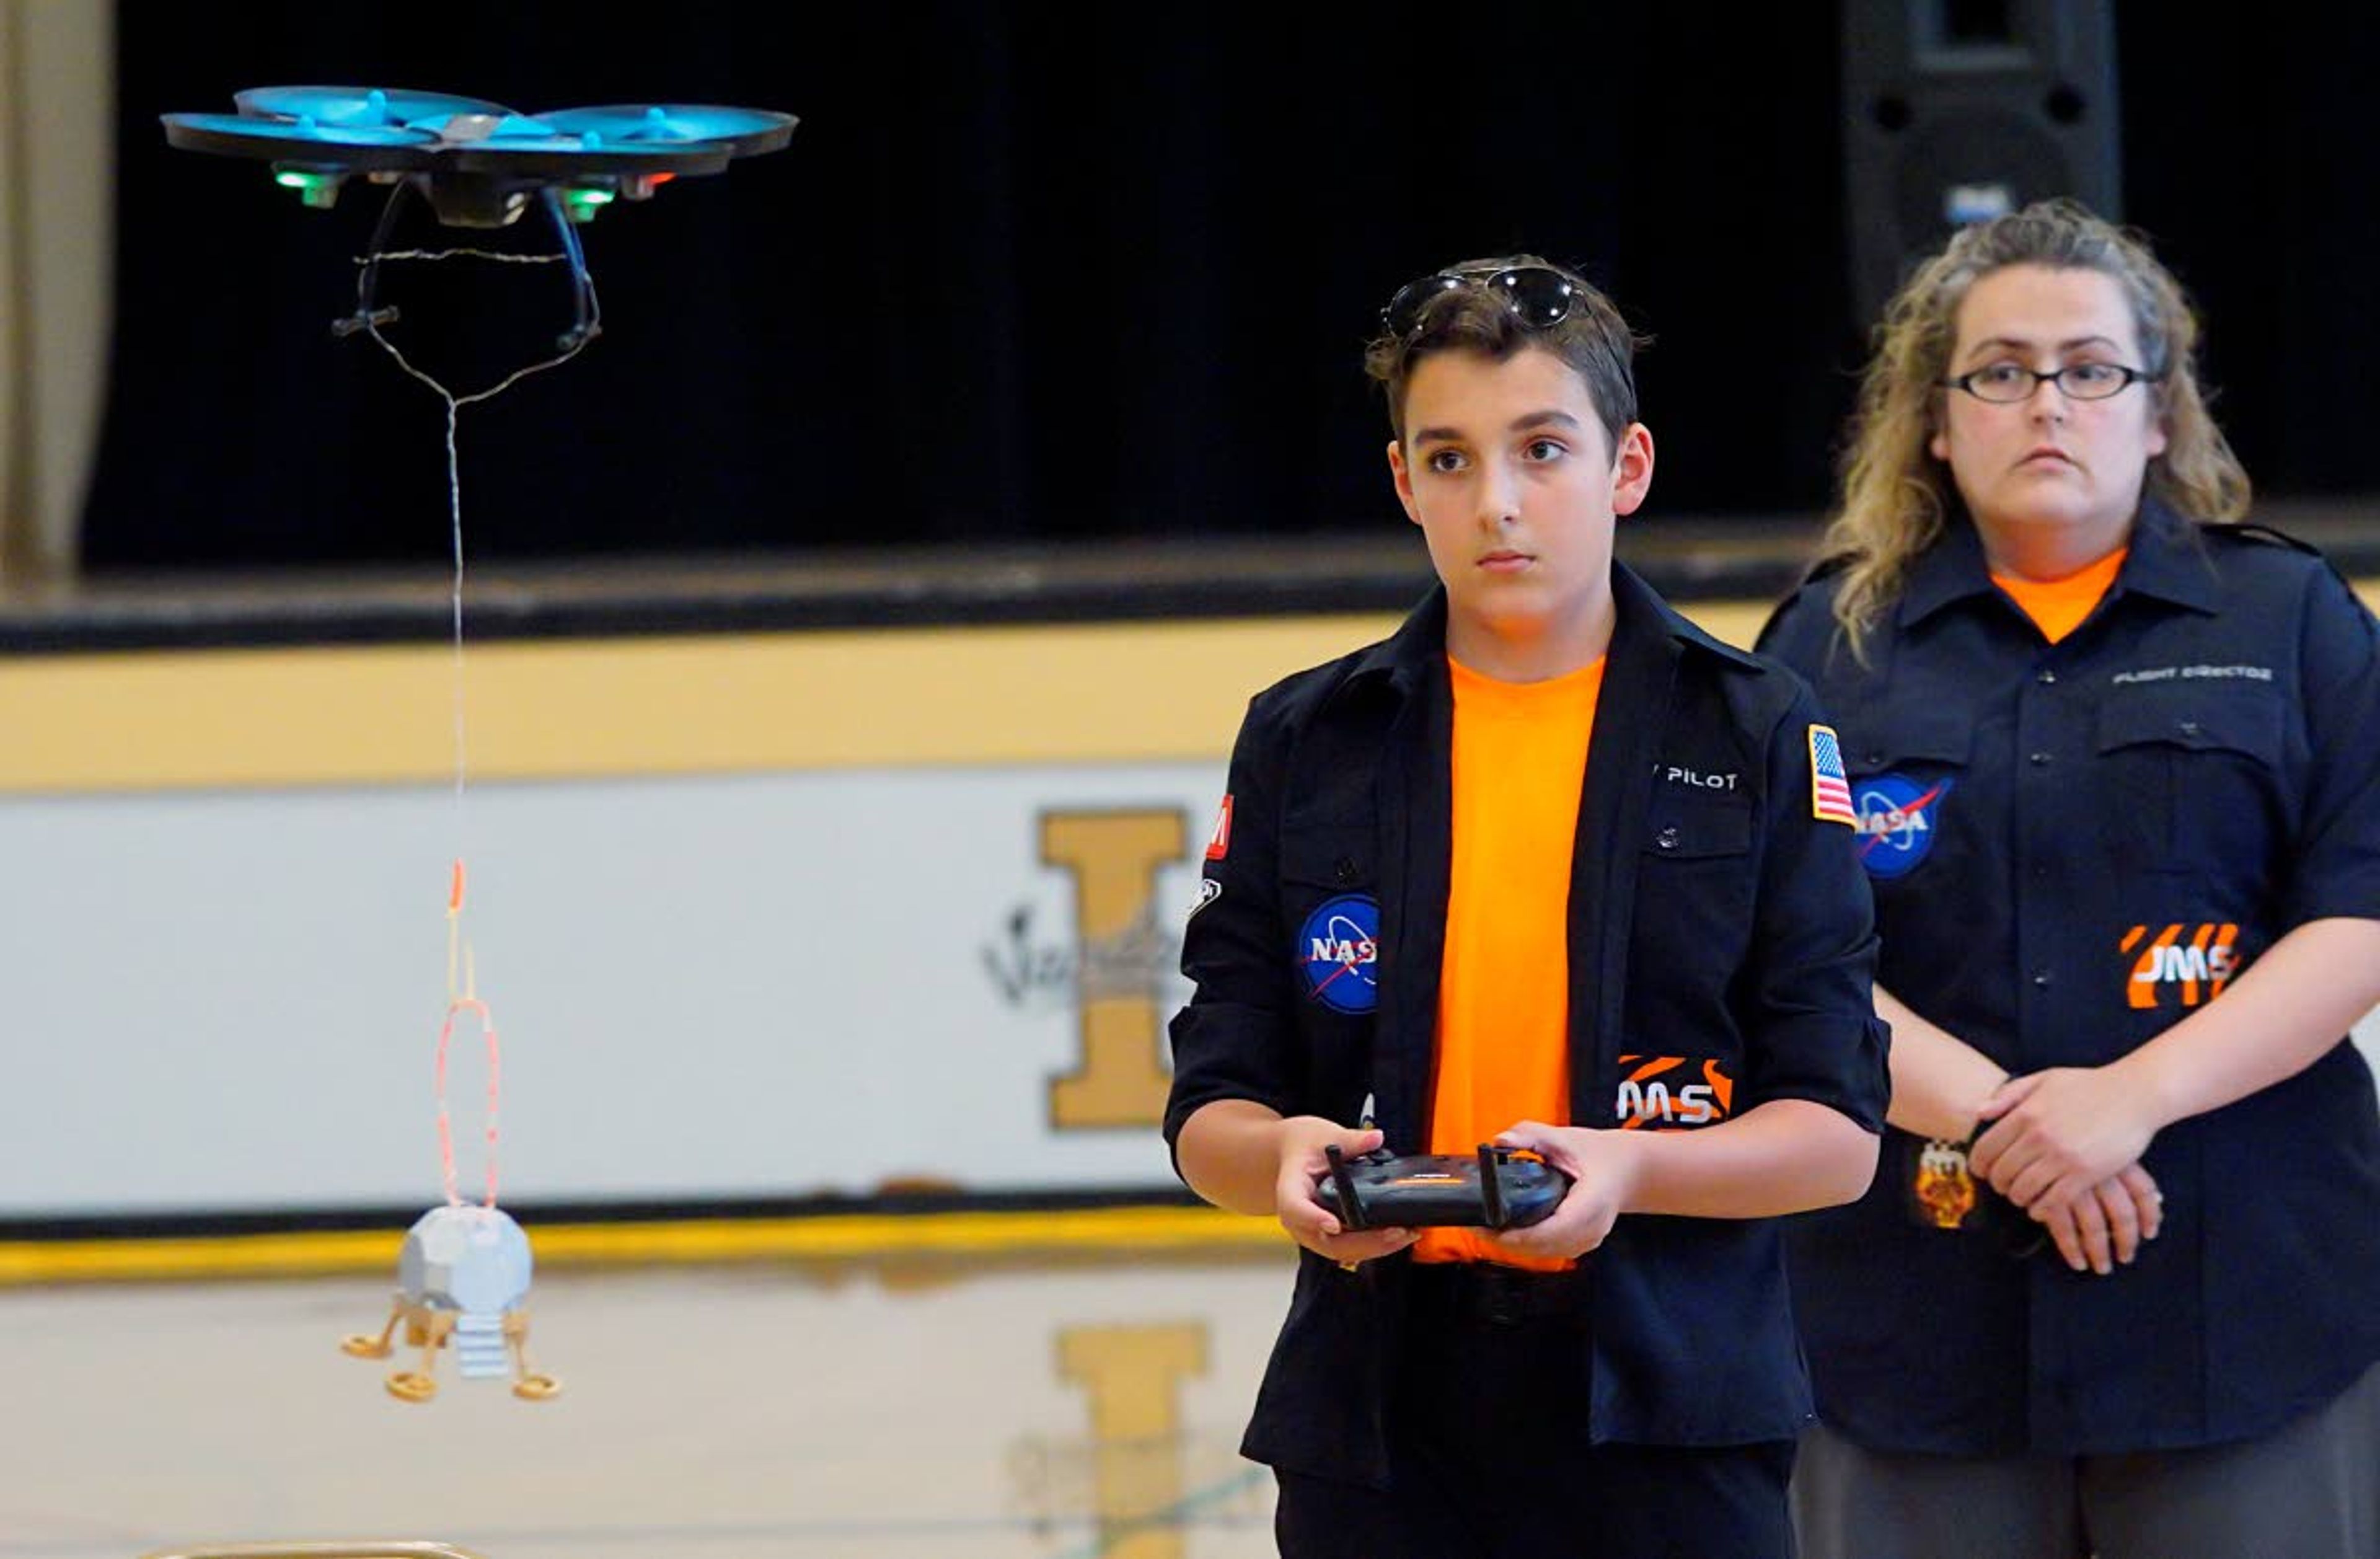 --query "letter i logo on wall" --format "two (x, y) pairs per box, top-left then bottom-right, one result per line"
(1043, 809), (1188, 1129)
(1205, 795), (1232, 862)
